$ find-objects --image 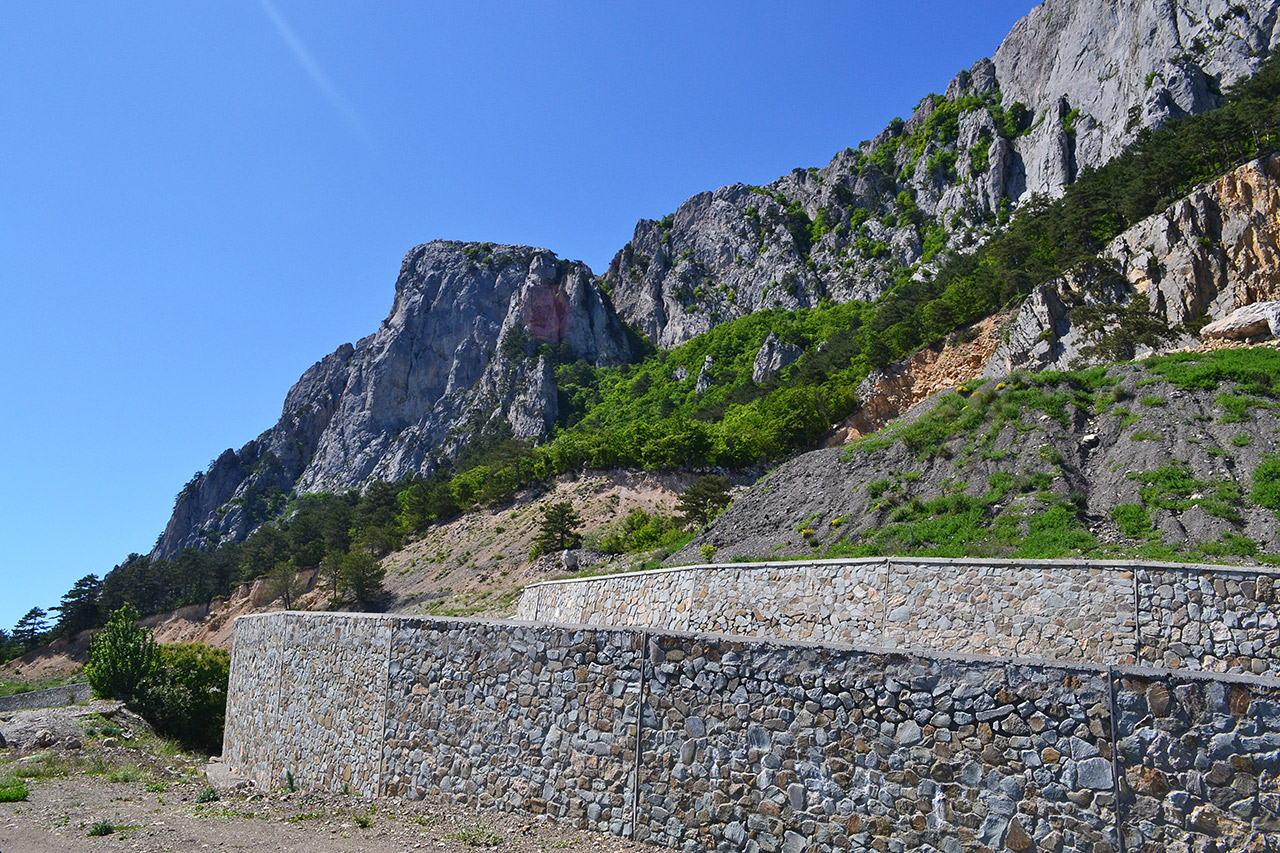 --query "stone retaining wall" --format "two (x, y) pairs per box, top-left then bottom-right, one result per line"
(518, 558), (1280, 675)
(0, 682), (92, 712)
(224, 613), (1280, 852)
